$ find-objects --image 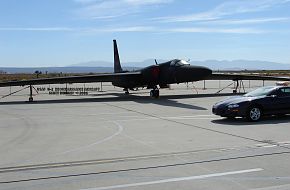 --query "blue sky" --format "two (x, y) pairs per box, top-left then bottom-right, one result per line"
(0, 0), (290, 67)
